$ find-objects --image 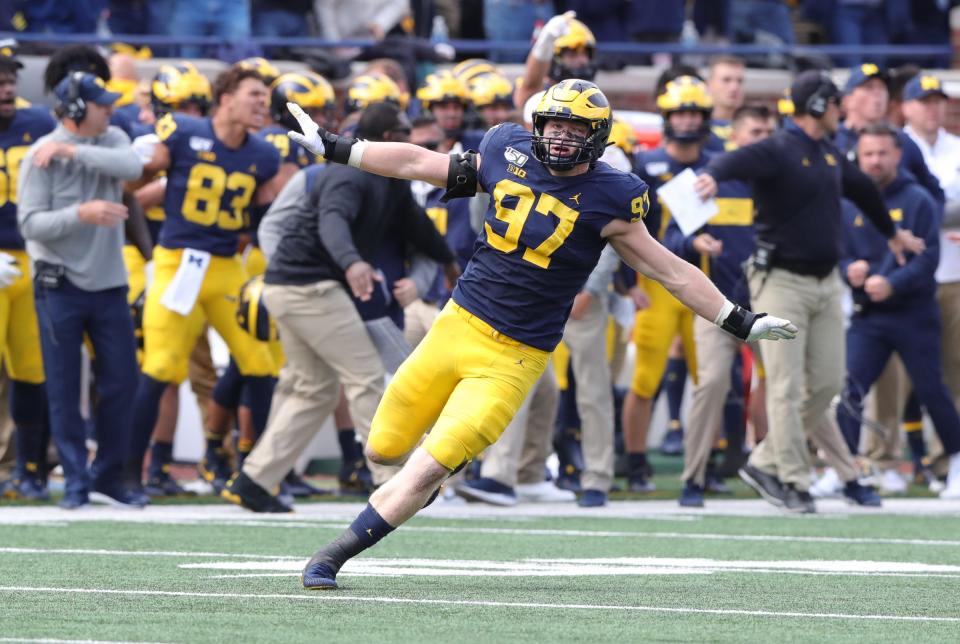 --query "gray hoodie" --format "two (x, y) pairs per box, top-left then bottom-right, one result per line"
(17, 124), (143, 291)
